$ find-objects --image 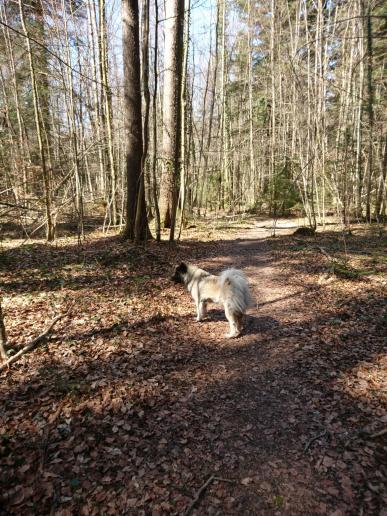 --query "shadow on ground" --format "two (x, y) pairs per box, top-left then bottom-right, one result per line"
(1, 292), (385, 514)
(0, 229), (385, 514)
